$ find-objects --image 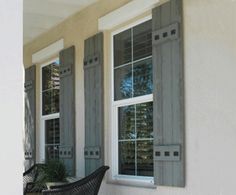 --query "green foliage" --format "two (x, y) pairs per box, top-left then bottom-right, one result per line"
(42, 160), (68, 182)
(33, 160), (68, 191)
